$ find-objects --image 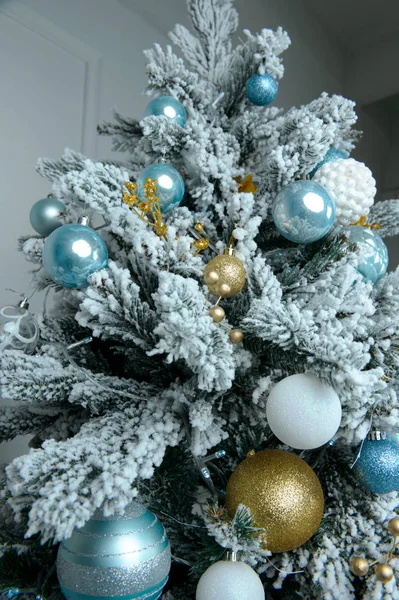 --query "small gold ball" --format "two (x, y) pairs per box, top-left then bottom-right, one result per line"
(216, 282), (231, 297)
(209, 305), (225, 323)
(388, 517), (399, 537)
(349, 557), (369, 577)
(375, 563), (394, 583)
(203, 253), (246, 298)
(204, 270), (219, 286)
(229, 328), (244, 344)
(195, 222), (204, 233)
